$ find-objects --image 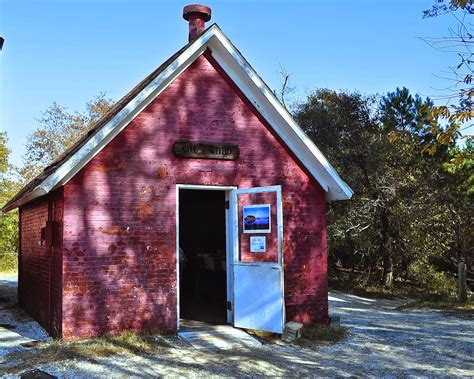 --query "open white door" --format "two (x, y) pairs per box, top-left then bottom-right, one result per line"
(230, 185), (284, 333)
